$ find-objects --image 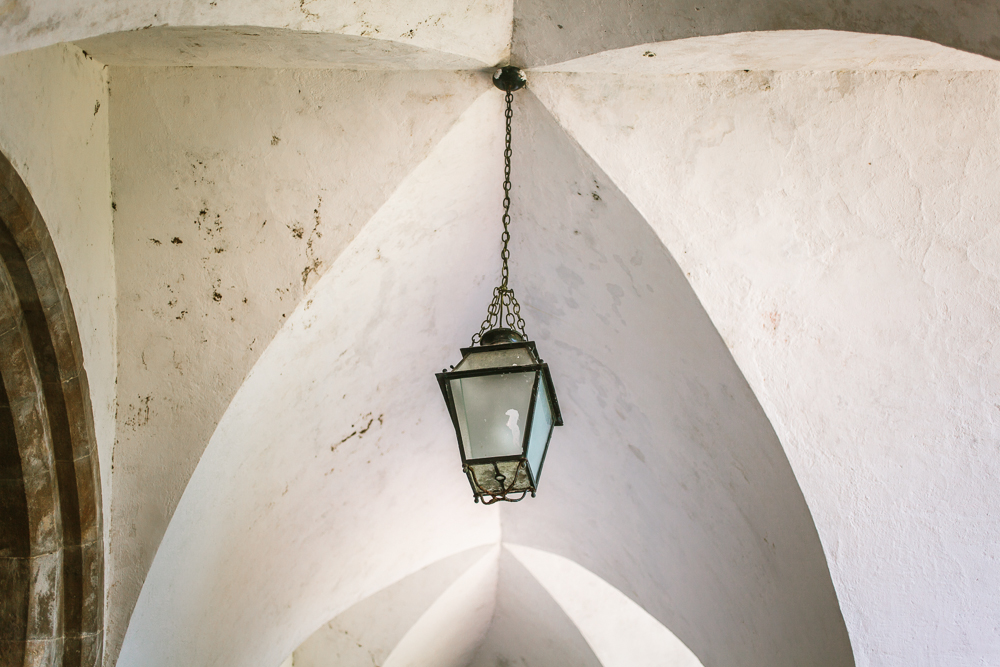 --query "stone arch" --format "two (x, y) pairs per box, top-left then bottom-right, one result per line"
(0, 150), (103, 666)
